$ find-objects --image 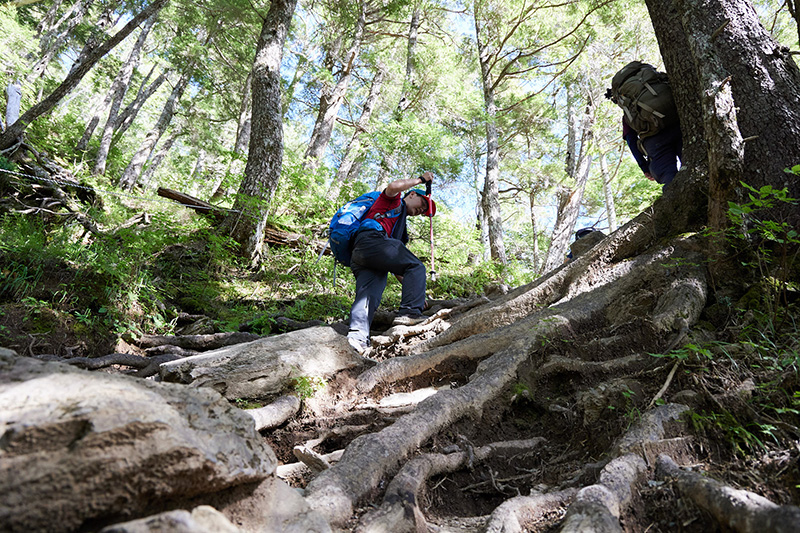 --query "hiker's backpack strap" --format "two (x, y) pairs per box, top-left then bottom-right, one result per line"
(328, 191), (381, 266)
